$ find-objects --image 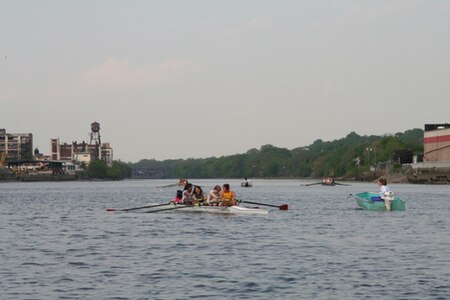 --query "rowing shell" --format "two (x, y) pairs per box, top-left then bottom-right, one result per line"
(137, 203), (269, 215)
